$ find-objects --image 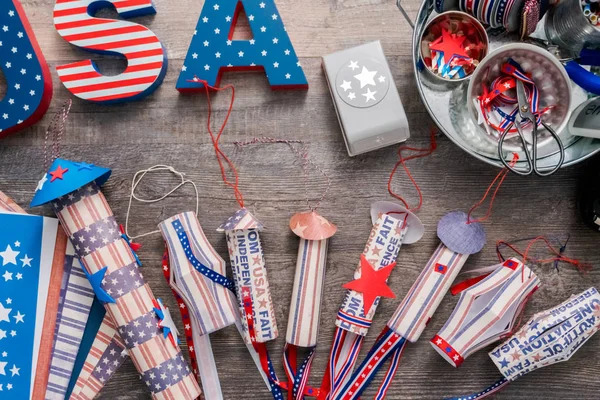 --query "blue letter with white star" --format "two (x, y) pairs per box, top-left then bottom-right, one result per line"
(176, 0), (308, 90)
(0, 1), (52, 137)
